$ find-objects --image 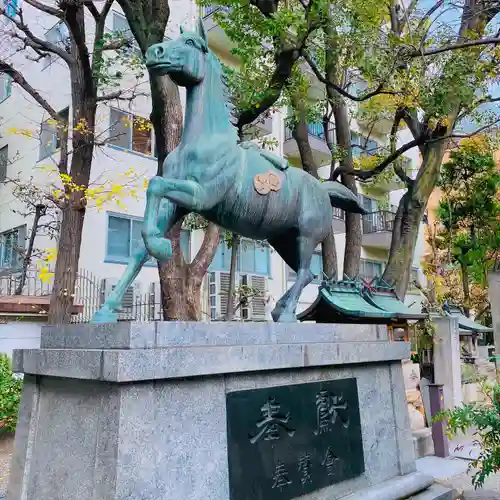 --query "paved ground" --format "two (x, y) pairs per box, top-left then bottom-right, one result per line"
(0, 434), (13, 498)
